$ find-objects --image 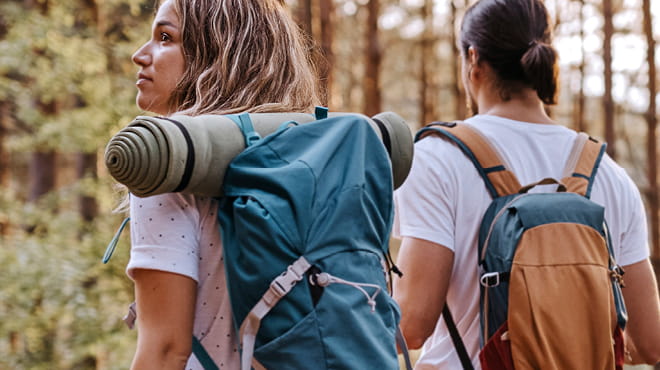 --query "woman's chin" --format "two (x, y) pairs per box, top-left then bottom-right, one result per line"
(136, 98), (165, 115)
